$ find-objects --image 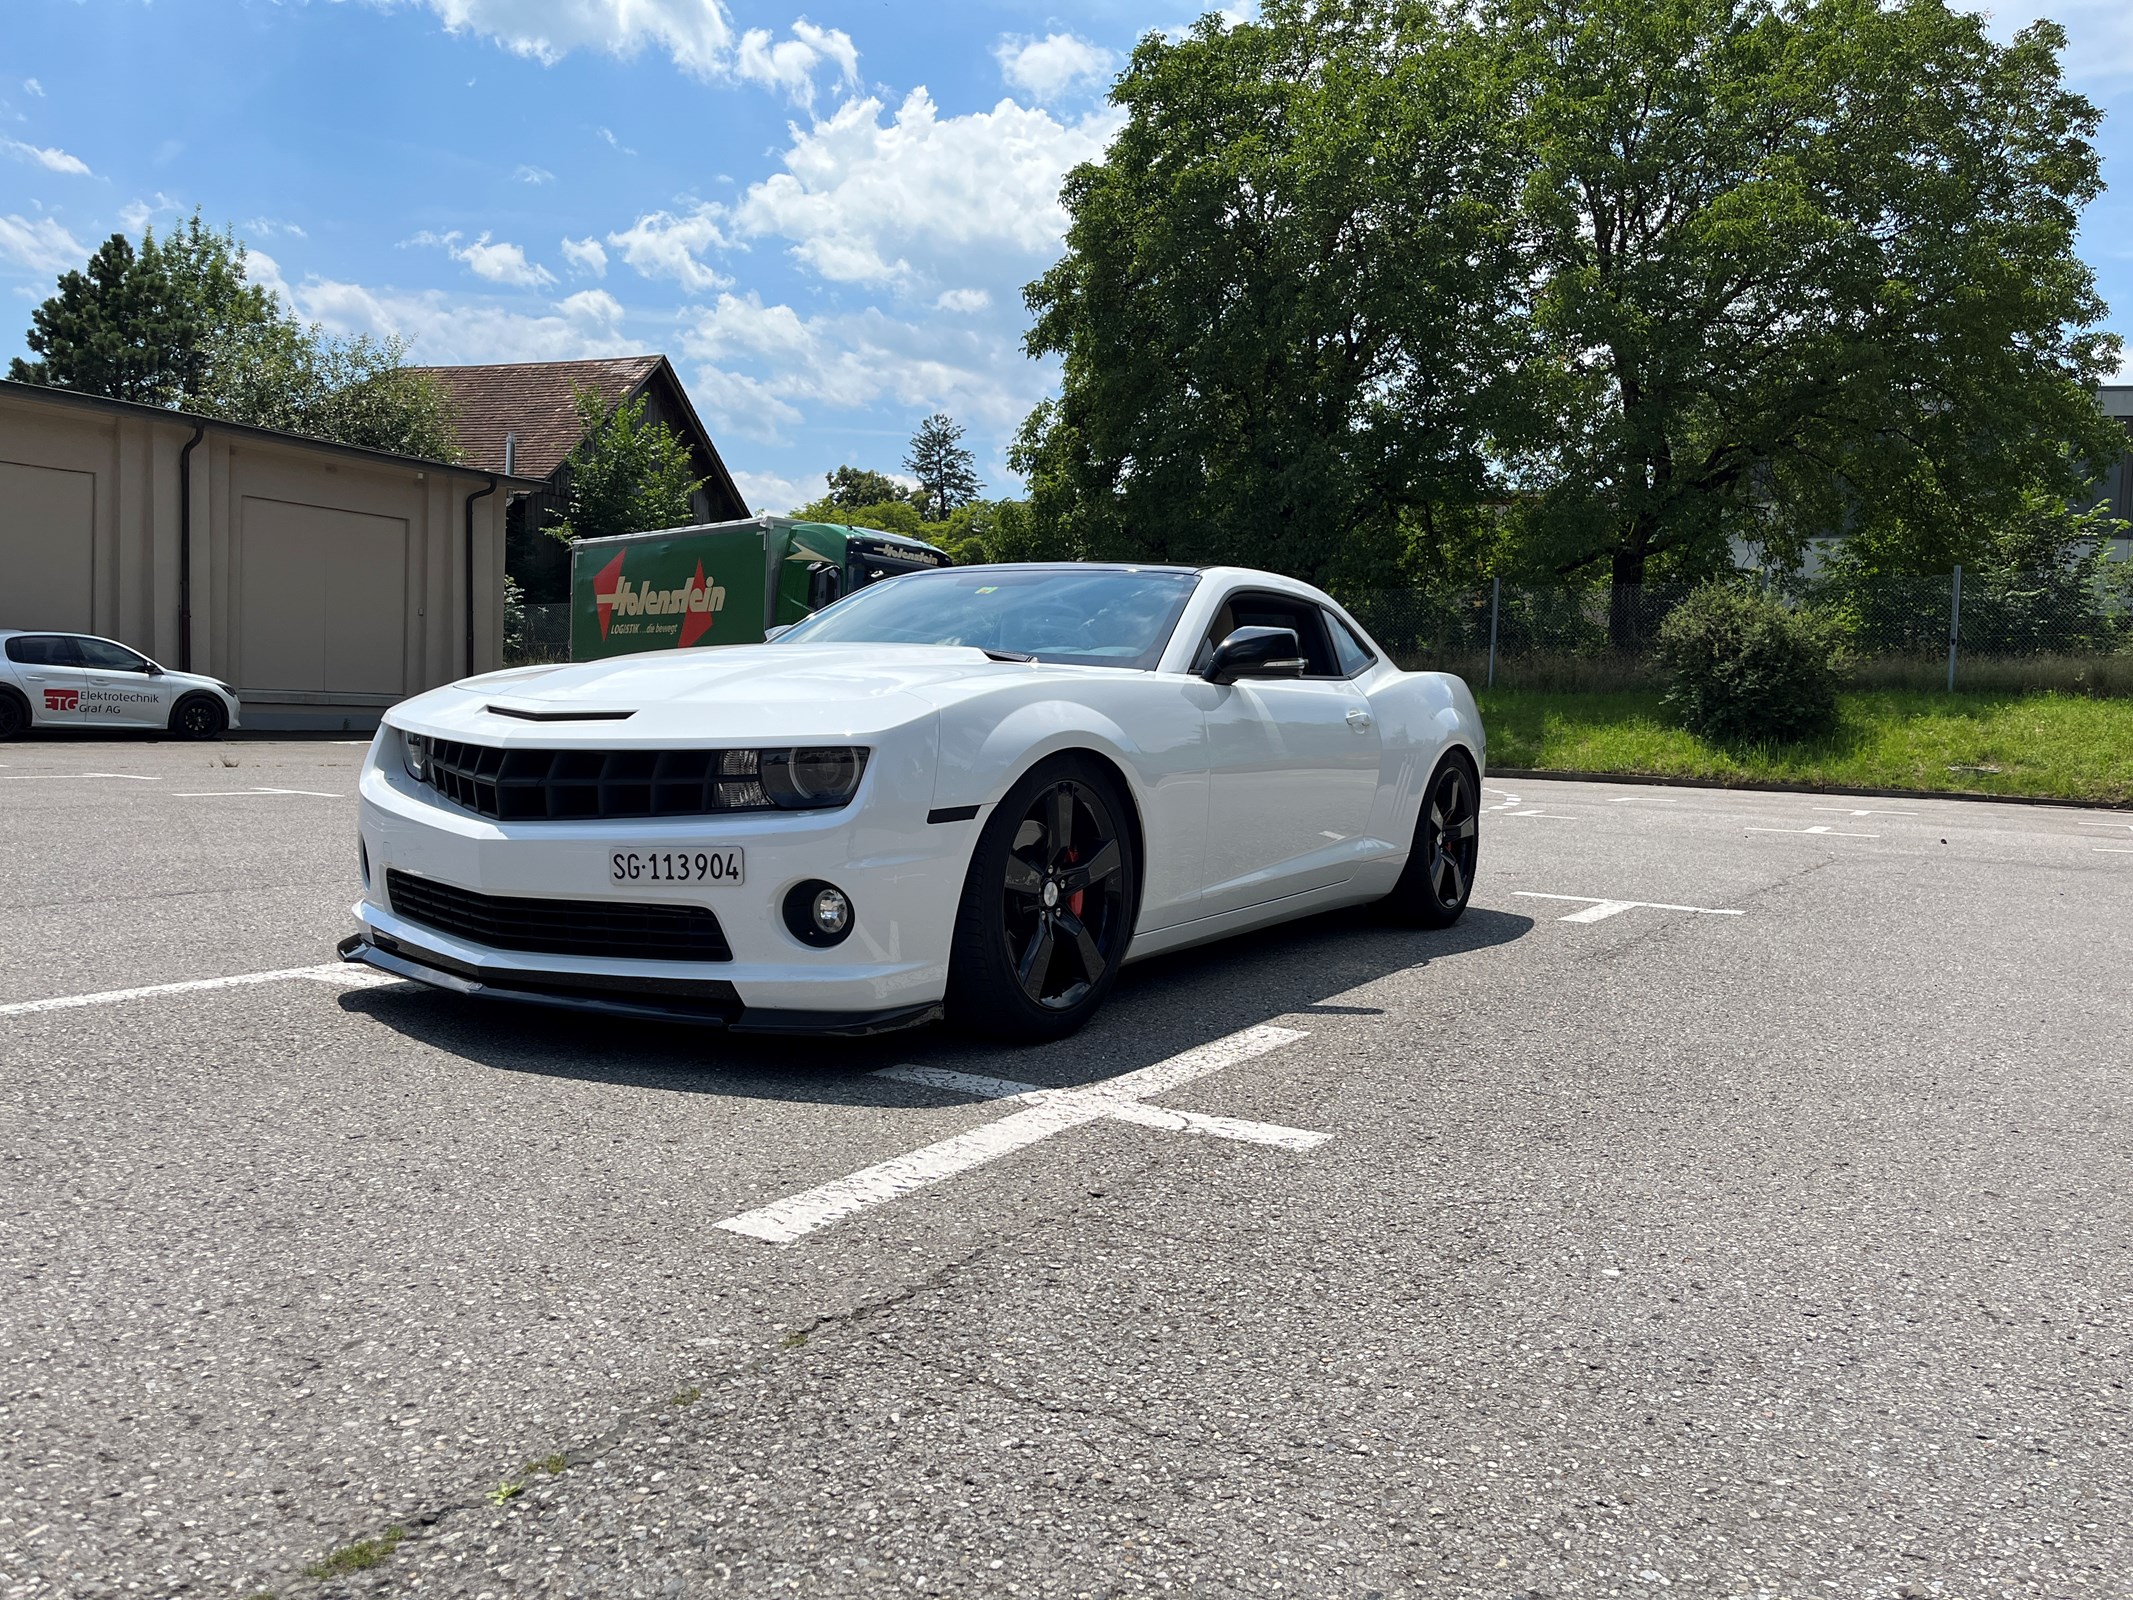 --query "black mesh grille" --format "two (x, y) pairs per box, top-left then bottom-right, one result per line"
(420, 741), (769, 822)
(385, 870), (732, 962)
